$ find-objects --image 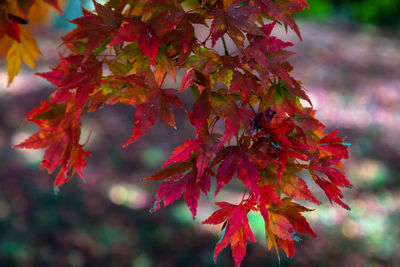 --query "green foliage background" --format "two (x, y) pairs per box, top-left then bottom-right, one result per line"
(301, 0), (400, 31)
